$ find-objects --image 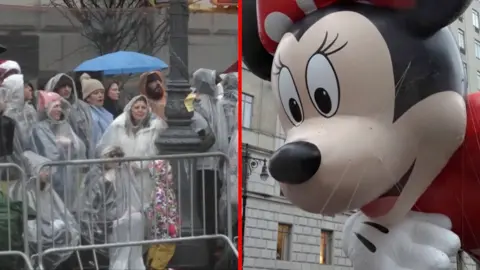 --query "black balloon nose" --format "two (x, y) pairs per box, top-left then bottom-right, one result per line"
(268, 141), (321, 185)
